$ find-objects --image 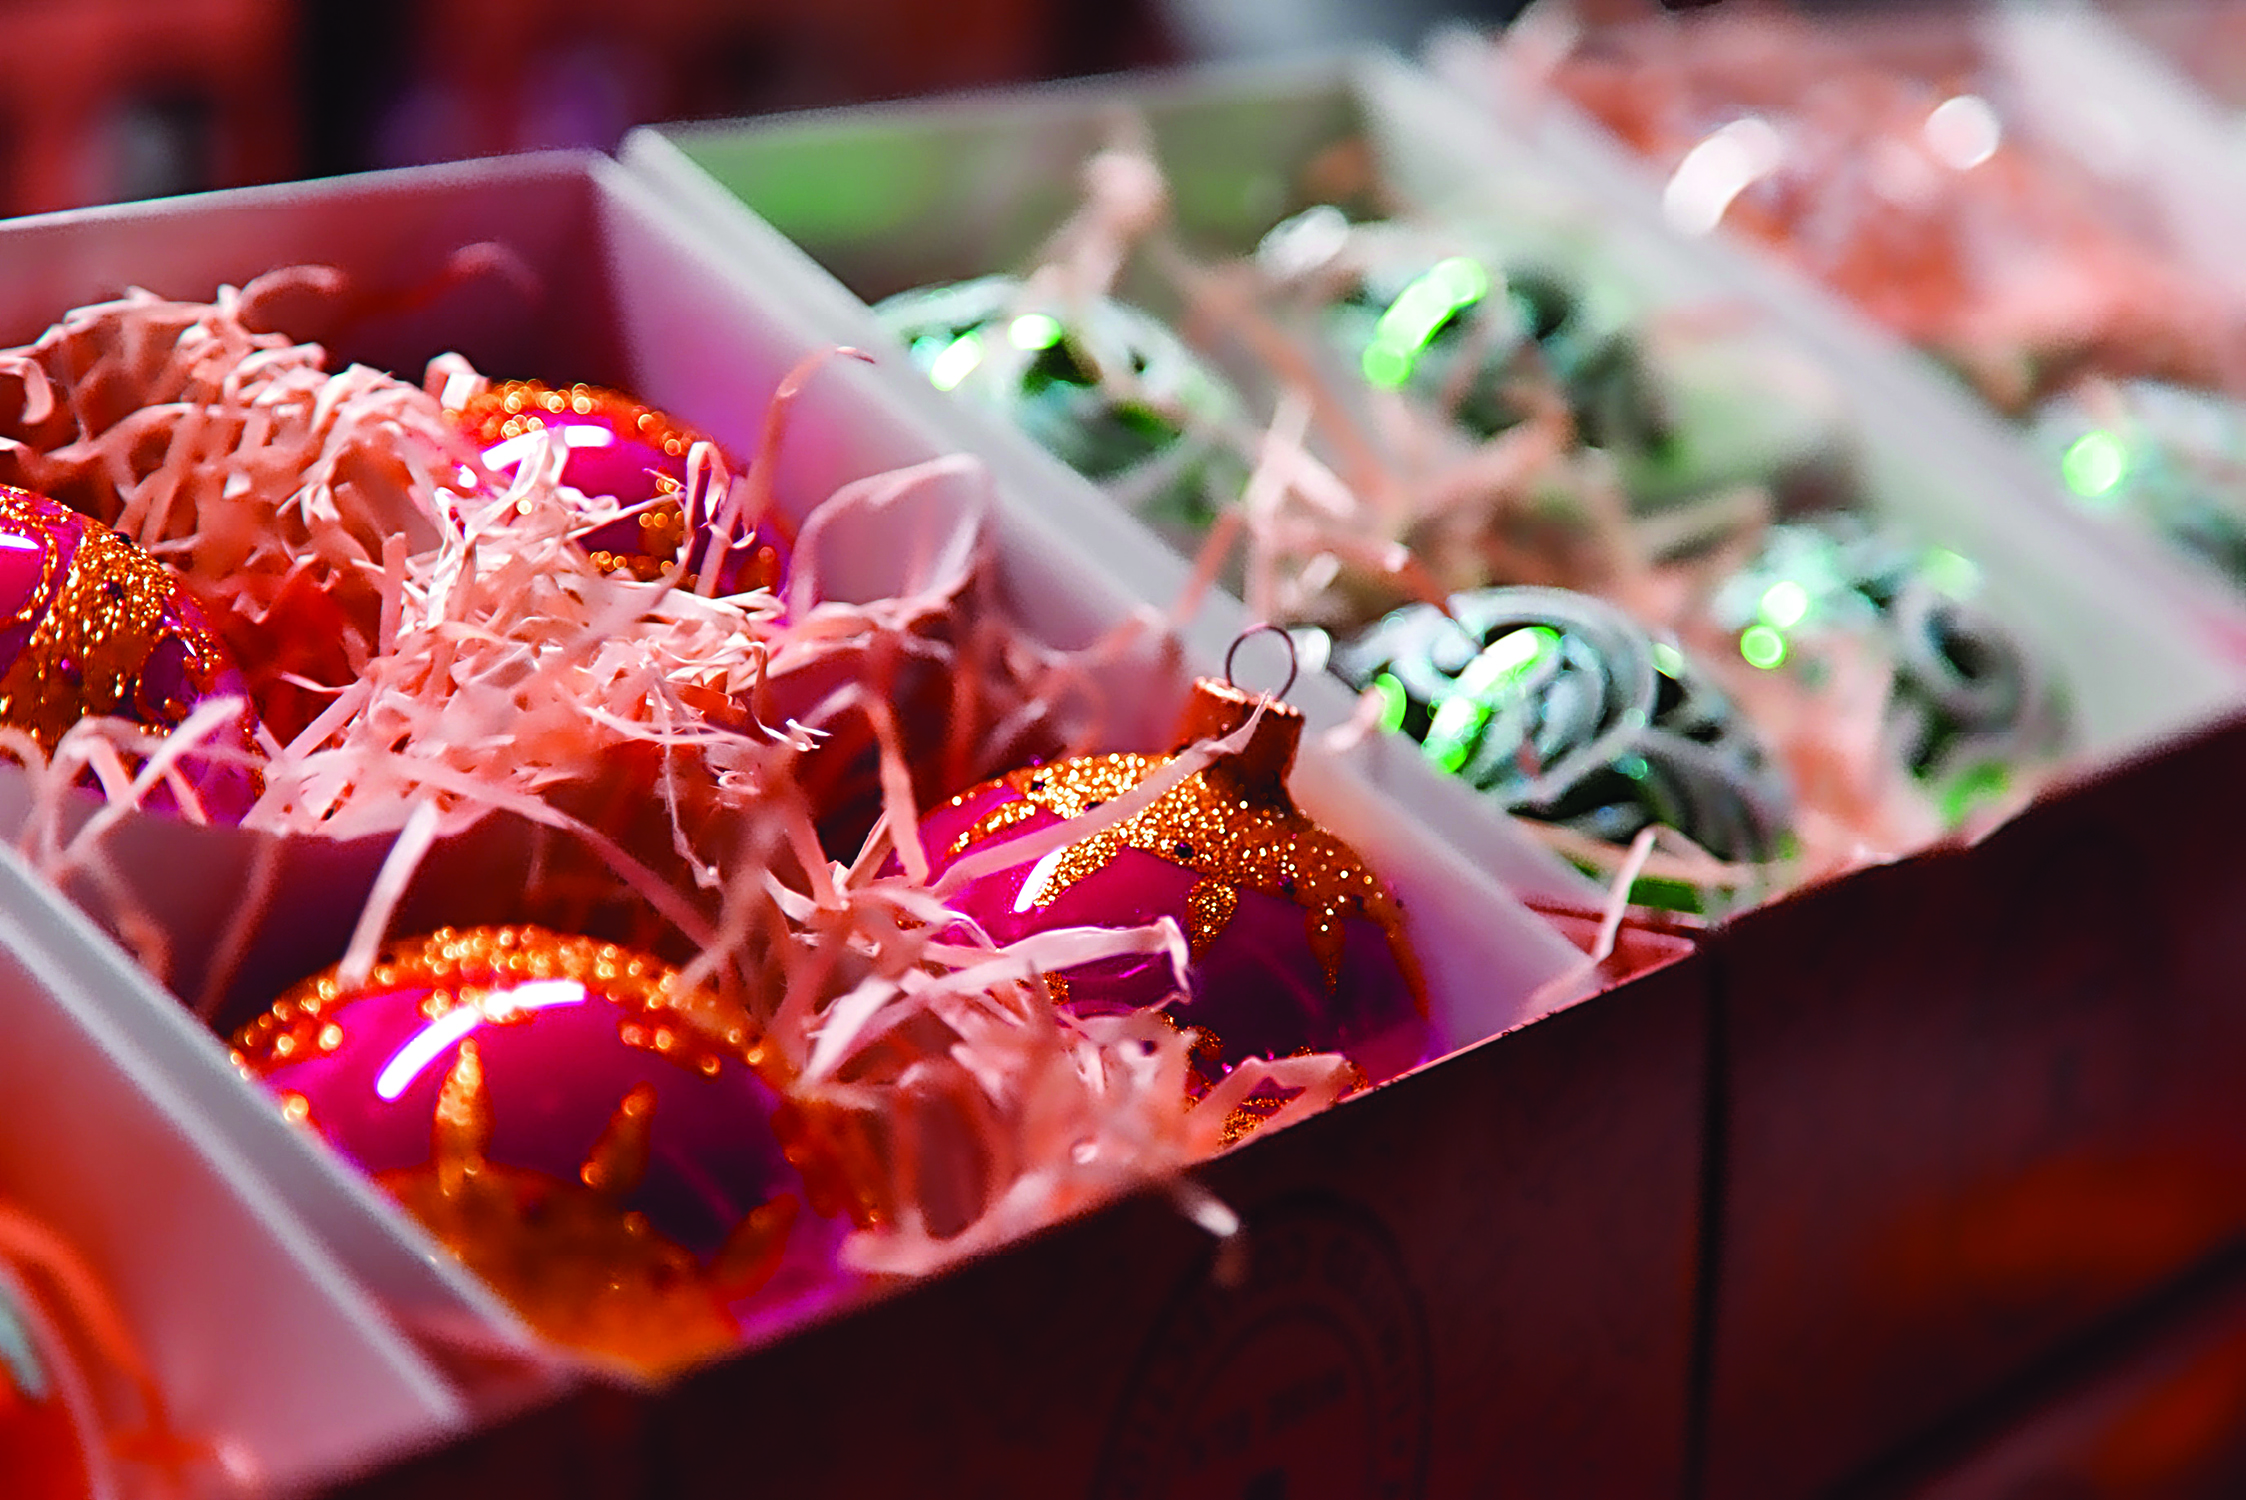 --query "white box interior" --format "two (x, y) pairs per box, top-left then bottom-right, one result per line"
(0, 152), (1604, 1404)
(0, 848), (469, 1489)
